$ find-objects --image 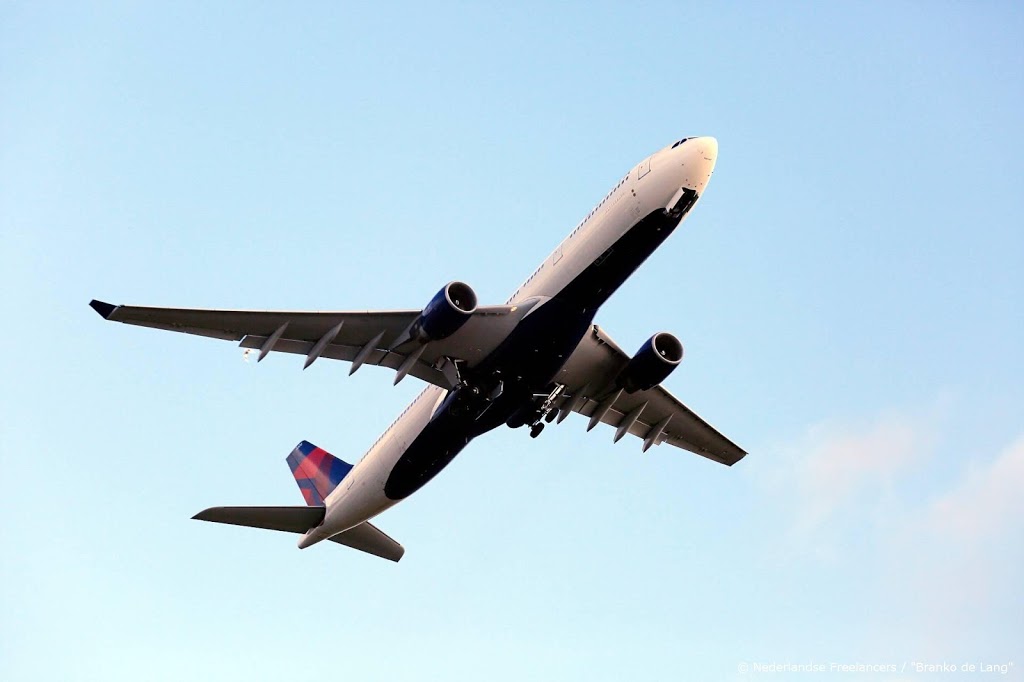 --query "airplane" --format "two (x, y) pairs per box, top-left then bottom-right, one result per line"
(89, 135), (746, 562)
